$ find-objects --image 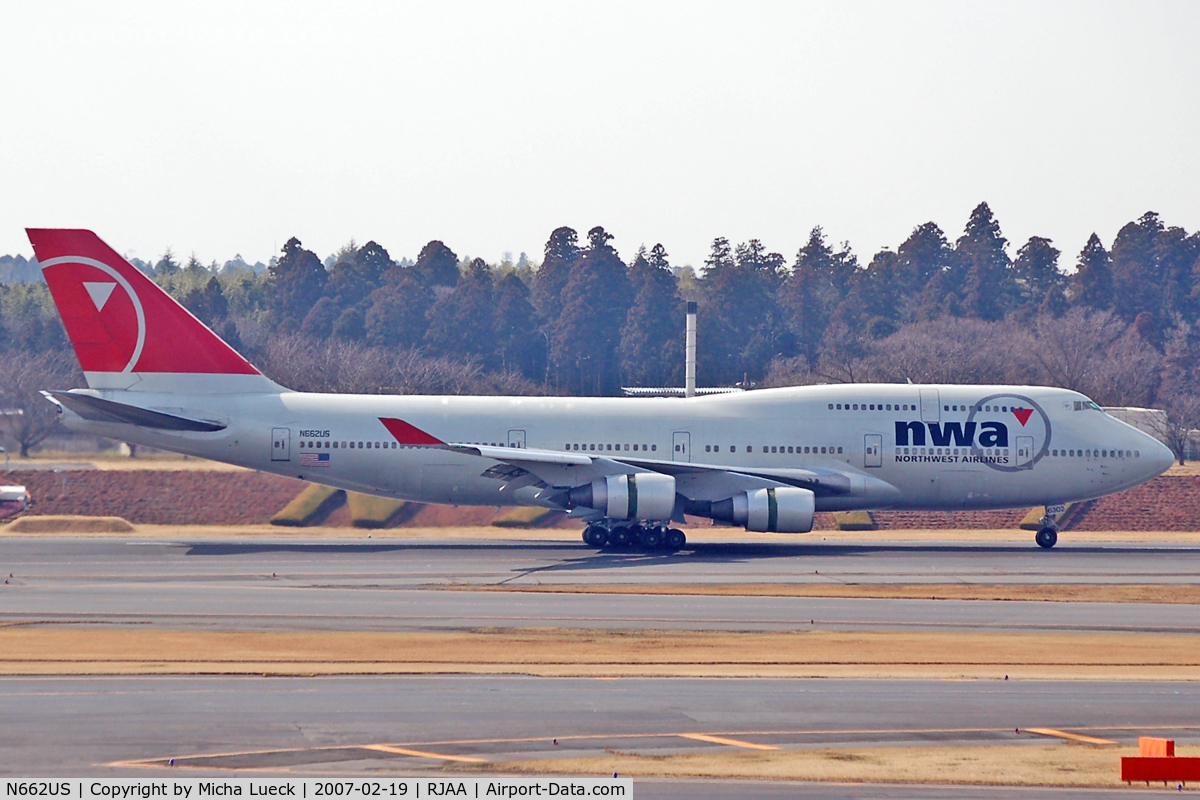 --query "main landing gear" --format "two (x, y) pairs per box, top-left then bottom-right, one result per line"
(583, 523), (686, 552)
(1035, 516), (1059, 549)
